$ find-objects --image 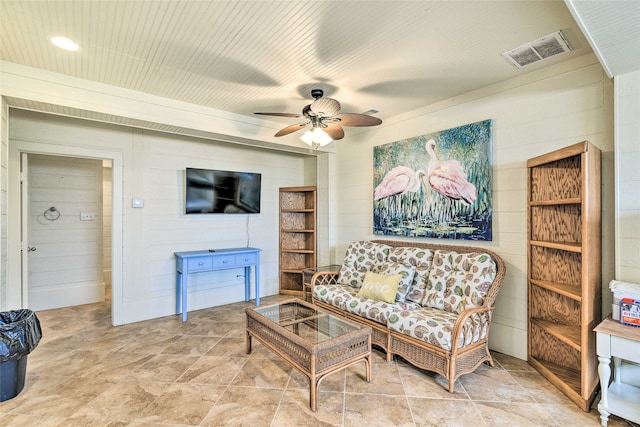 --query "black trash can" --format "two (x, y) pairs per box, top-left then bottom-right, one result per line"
(0, 309), (42, 402)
